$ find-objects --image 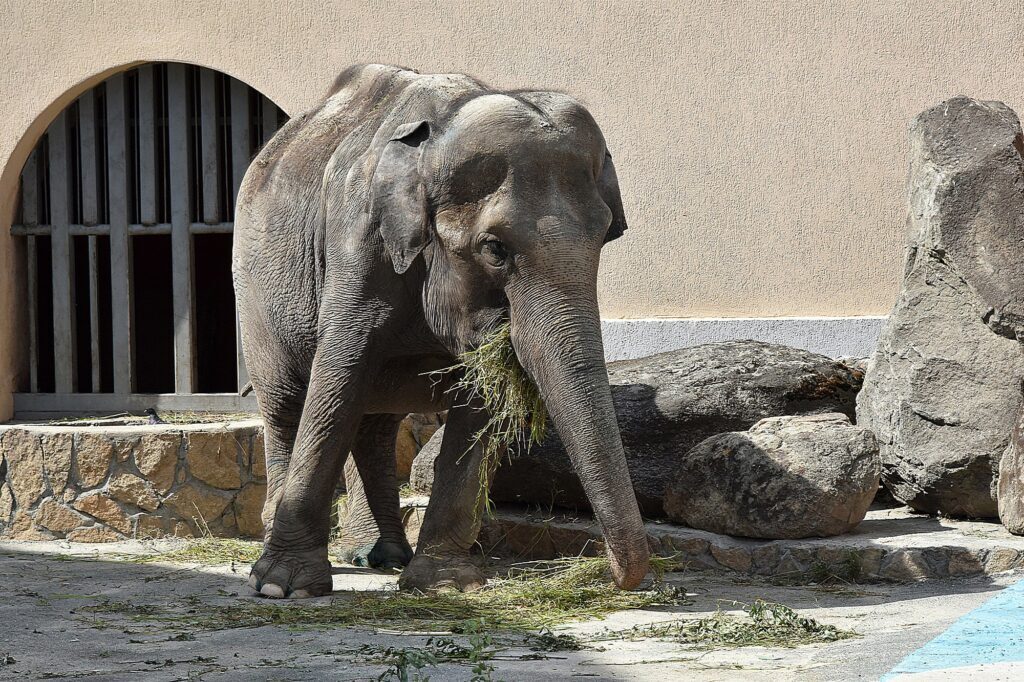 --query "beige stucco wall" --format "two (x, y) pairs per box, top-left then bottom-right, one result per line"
(3, 0), (1024, 417)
